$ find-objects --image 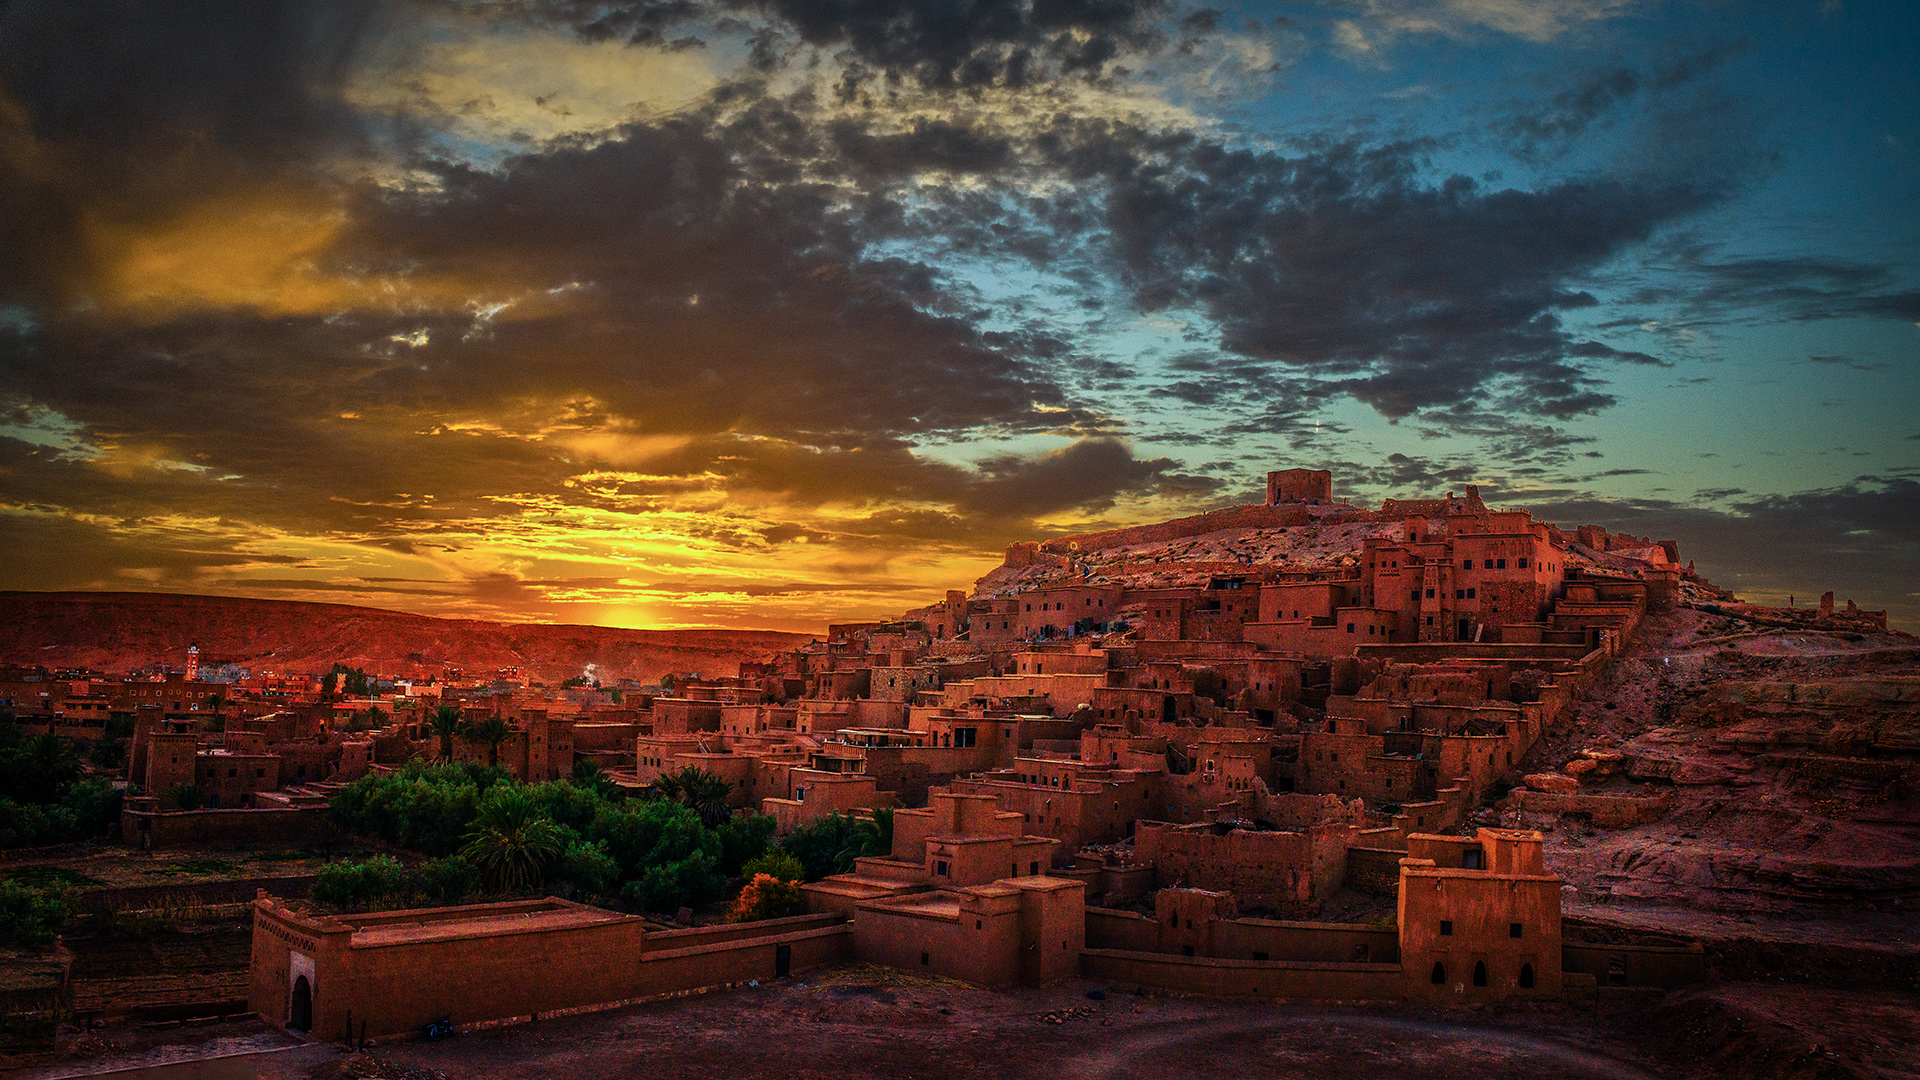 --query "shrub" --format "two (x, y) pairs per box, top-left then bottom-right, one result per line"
(311, 855), (407, 912)
(714, 813), (776, 876)
(0, 880), (70, 949)
(725, 874), (805, 923)
(554, 838), (619, 897)
(61, 779), (123, 837)
(779, 813), (887, 882)
(412, 856), (482, 905)
(622, 850), (726, 914)
(0, 799), (78, 849)
(740, 851), (804, 883)
(165, 783), (203, 811)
